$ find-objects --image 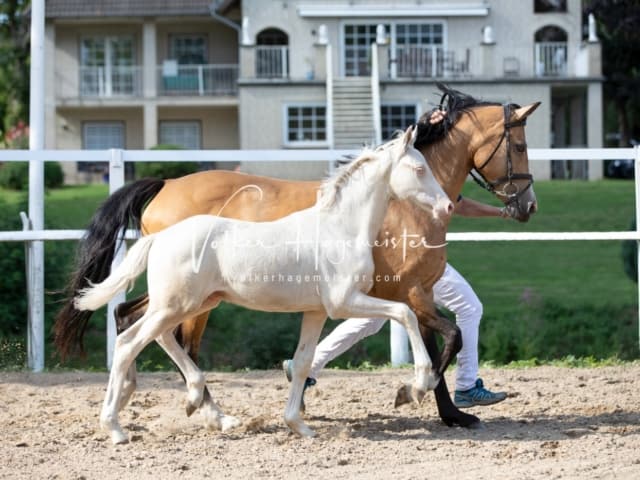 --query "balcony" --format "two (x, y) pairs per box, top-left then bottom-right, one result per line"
(393, 46), (470, 78)
(535, 42), (568, 77)
(158, 63), (239, 96)
(79, 66), (142, 97)
(255, 46), (289, 79)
